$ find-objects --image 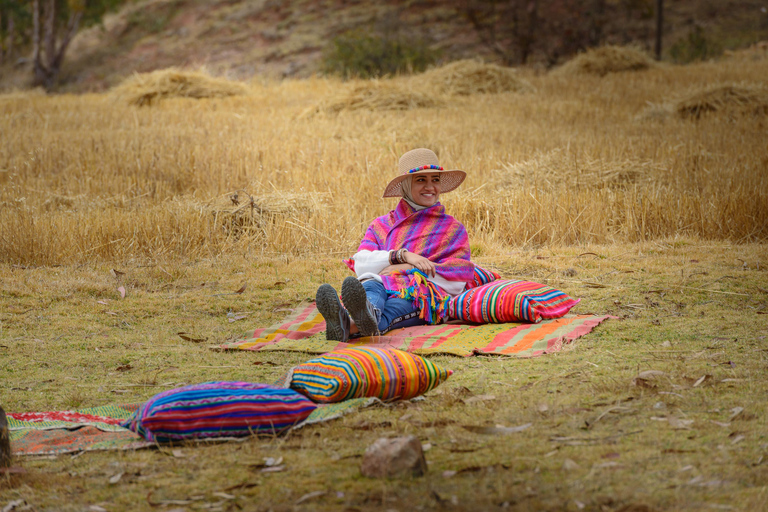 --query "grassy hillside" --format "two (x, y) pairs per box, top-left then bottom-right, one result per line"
(1, 0), (767, 92)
